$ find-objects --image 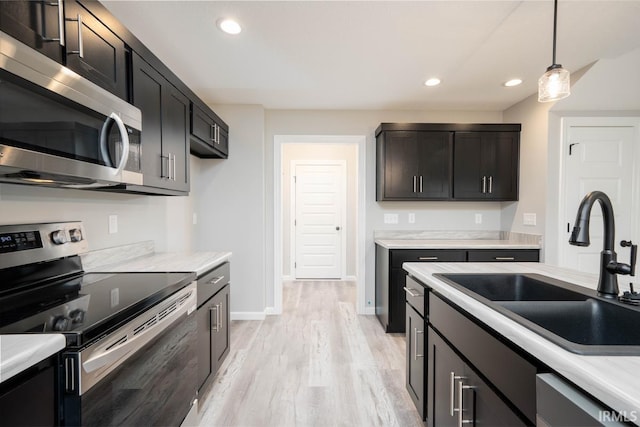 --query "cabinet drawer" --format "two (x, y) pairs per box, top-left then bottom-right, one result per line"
(430, 294), (537, 423)
(197, 262), (230, 307)
(391, 249), (466, 268)
(467, 249), (539, 262)
(404, 276), (427, 317)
